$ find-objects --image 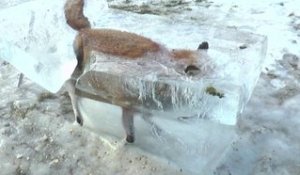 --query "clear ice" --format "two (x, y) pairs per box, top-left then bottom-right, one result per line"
(75, 5), (267, 175)
(0, 0), (77, 93)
